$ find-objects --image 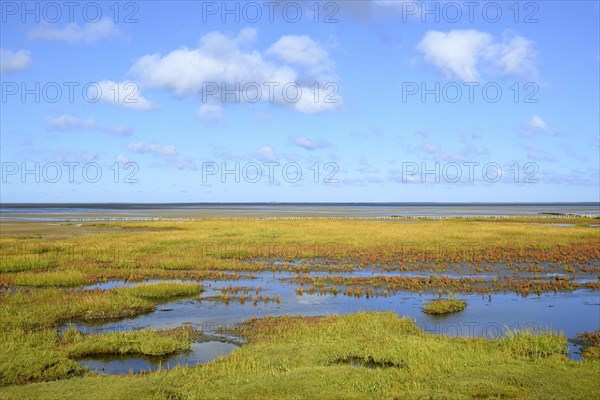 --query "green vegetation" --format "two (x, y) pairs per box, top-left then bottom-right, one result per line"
(12, 270), (87, 287)
(122, 282), (203, 299)
(0, 288), (155, 331)
(0, 280), (203, 387)
(1, 218), (598, 297)
(1, 312), (598, 399)
(0, 329), (85, 386)
(61, 325), (195, 358)
(501, 328), (568, 358)
(578, 329), (600, 361)
(0, 282), (201, 332)
(0, 218), (598, 398)
(0, 325), (196, 386)
(2, 218), (599, 277)
(422, 298), (467, 315)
